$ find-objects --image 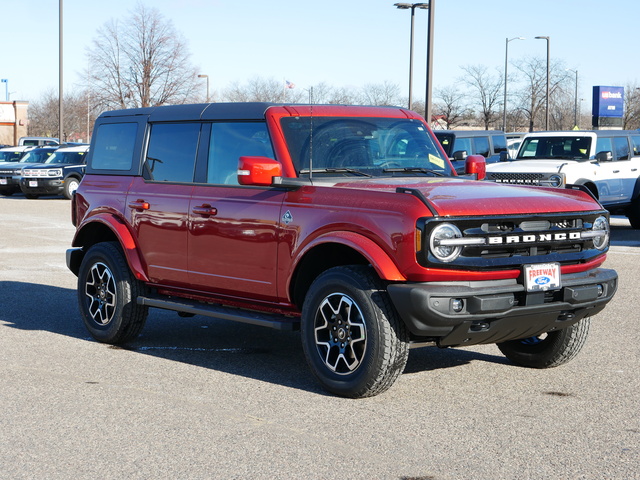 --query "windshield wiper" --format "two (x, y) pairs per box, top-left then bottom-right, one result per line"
(299, 168), (372, 177)
(382, 167), (446, 176)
